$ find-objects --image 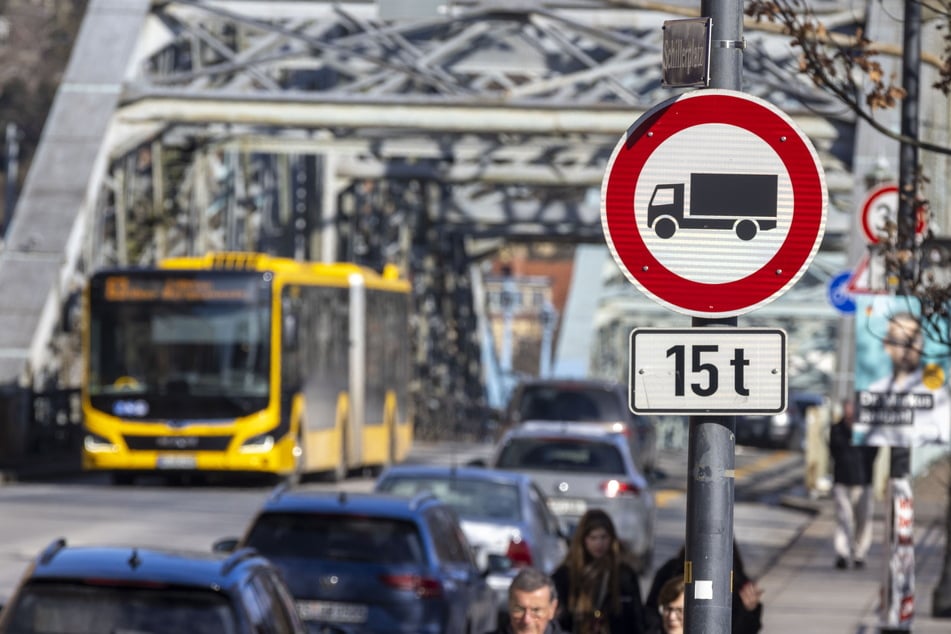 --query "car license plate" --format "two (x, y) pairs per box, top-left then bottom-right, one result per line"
(547, 497), (586, 516)
(297, 600), (368, 624)
(156, 455), (196, 469)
